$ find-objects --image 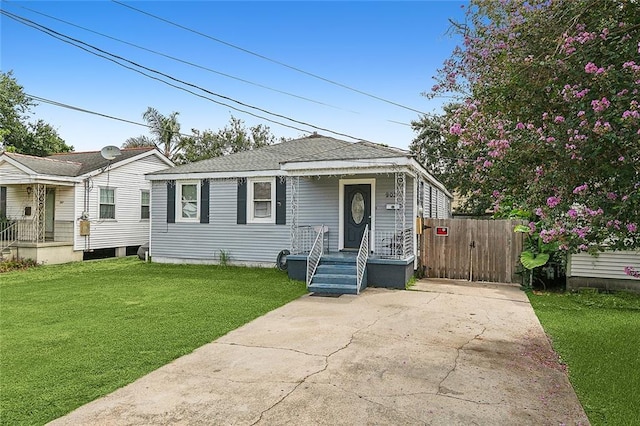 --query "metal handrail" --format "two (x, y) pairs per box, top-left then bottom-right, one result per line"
(0, 221), (18, 251)
(356, 224), (369, 294)
(306, 225), (324, 288)
(403, 226), (413, 258)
